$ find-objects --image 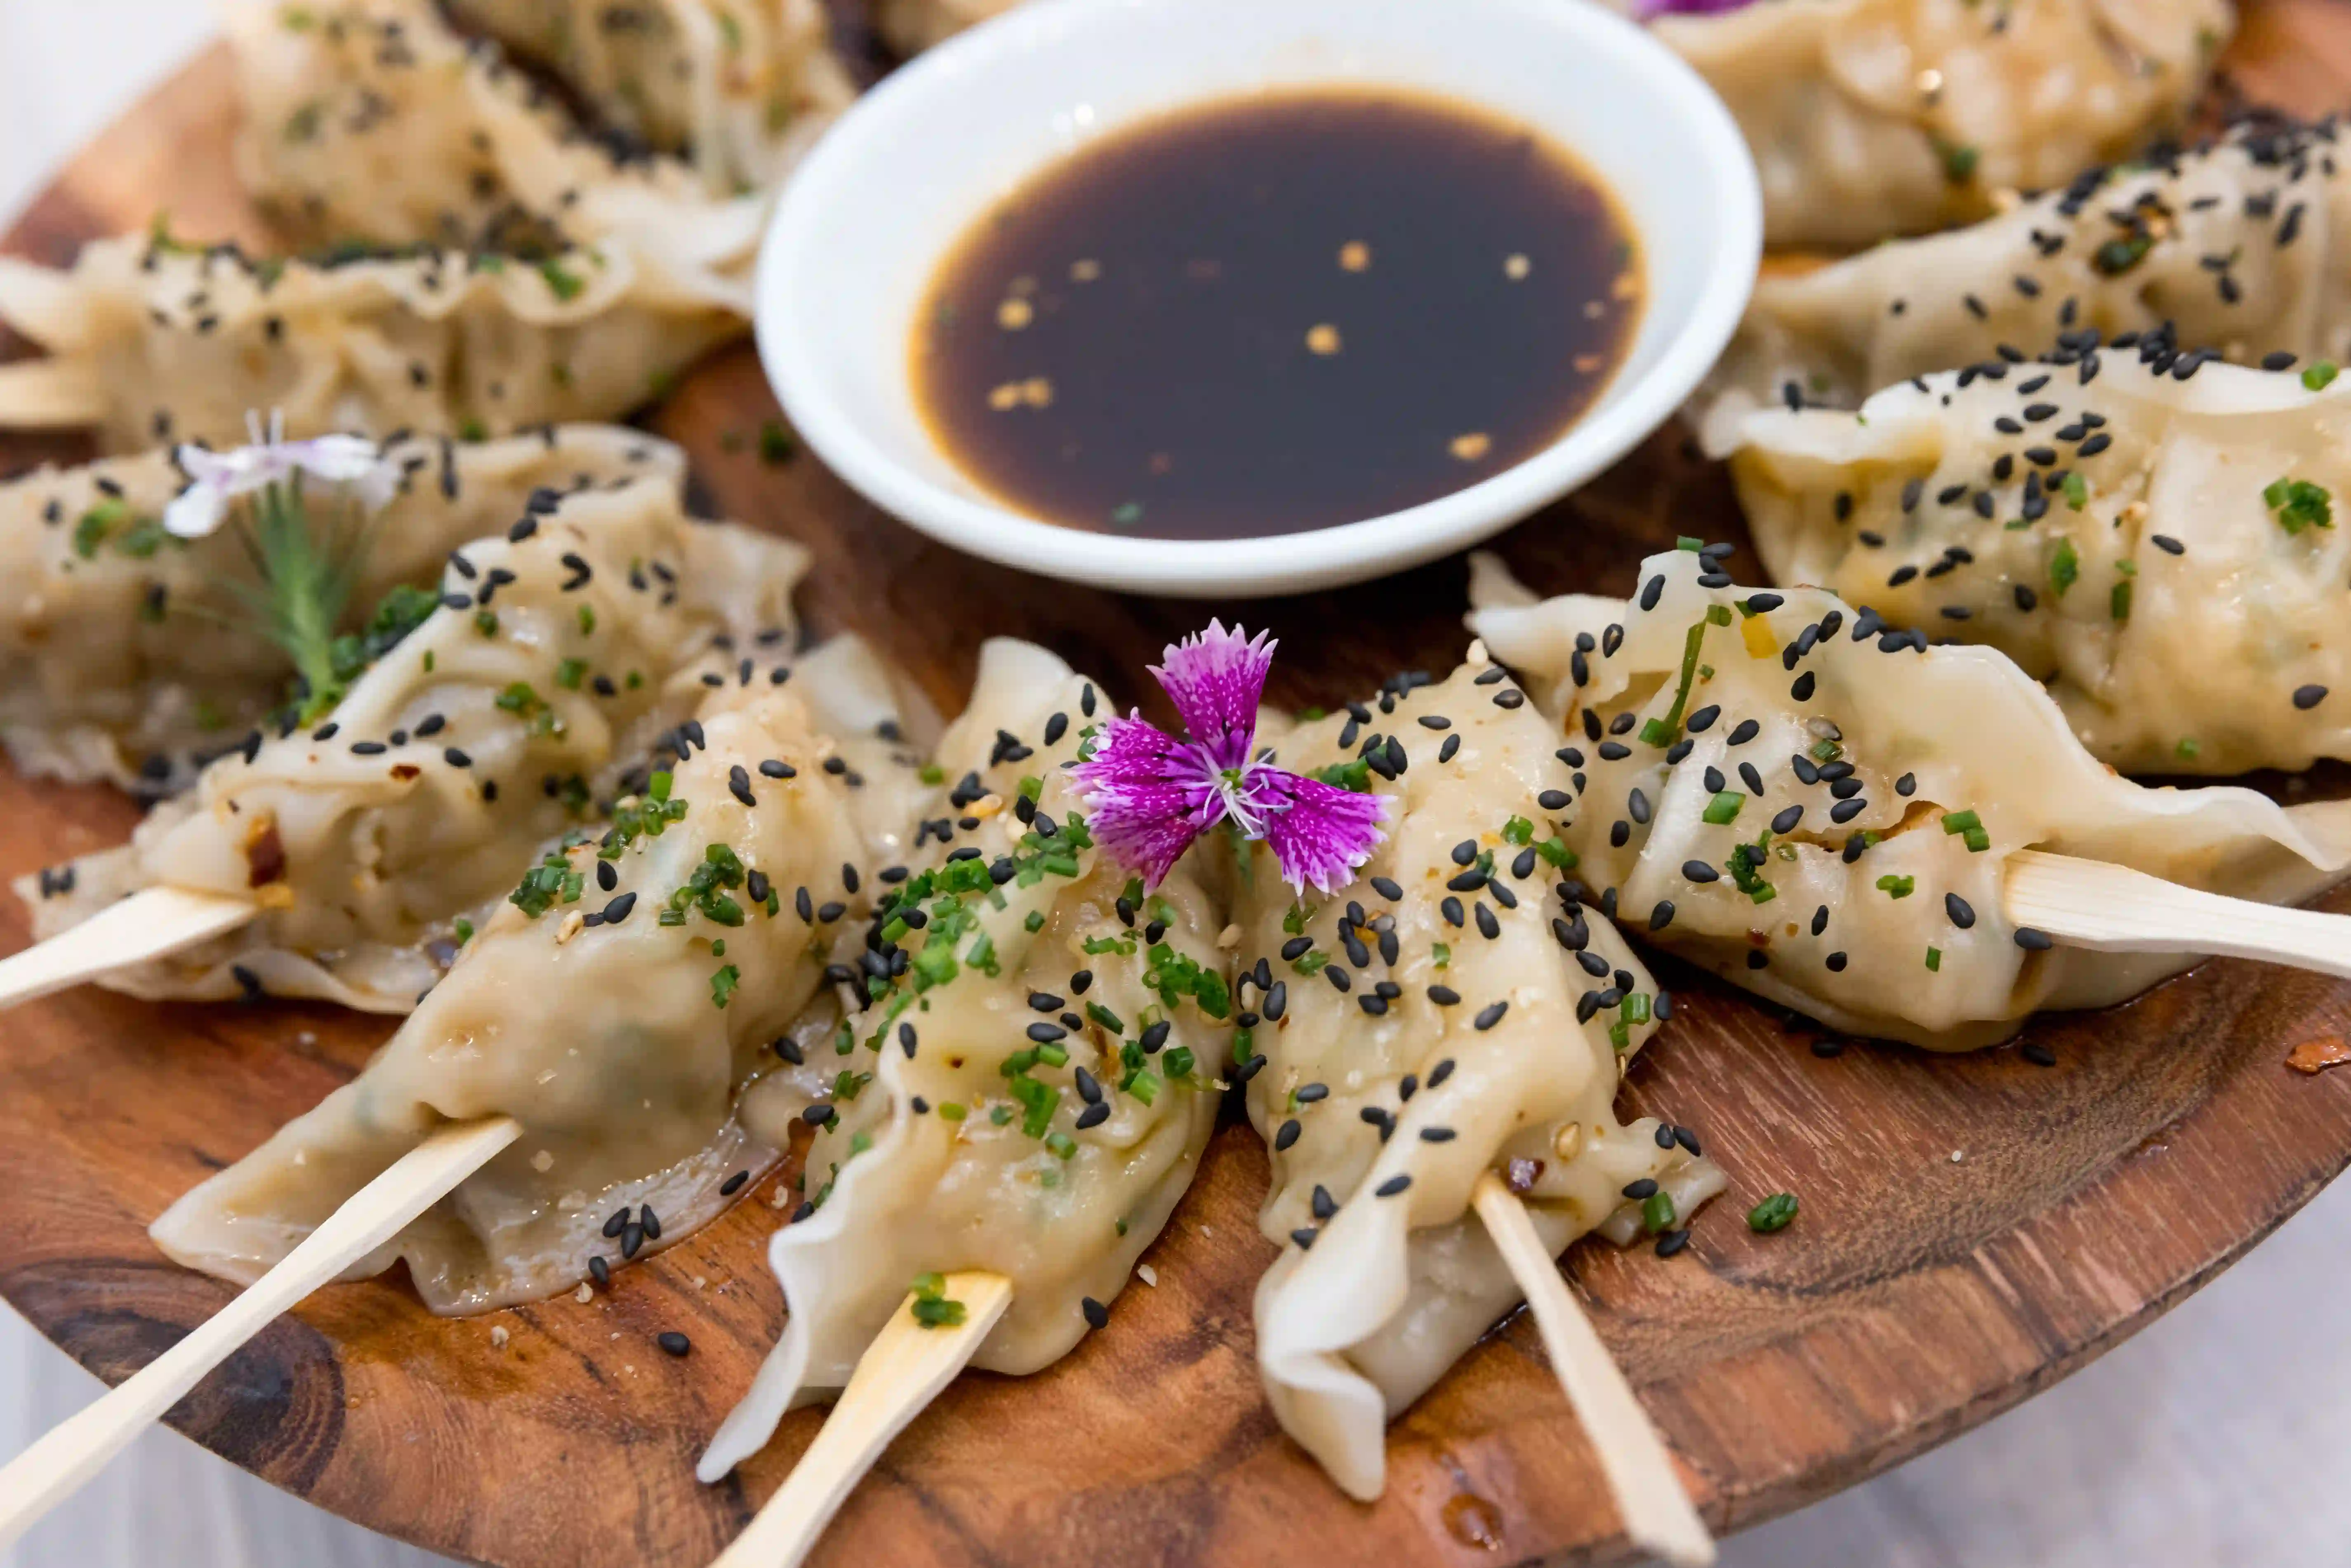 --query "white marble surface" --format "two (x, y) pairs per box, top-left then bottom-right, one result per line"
(2, 8), (2347, 1567)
